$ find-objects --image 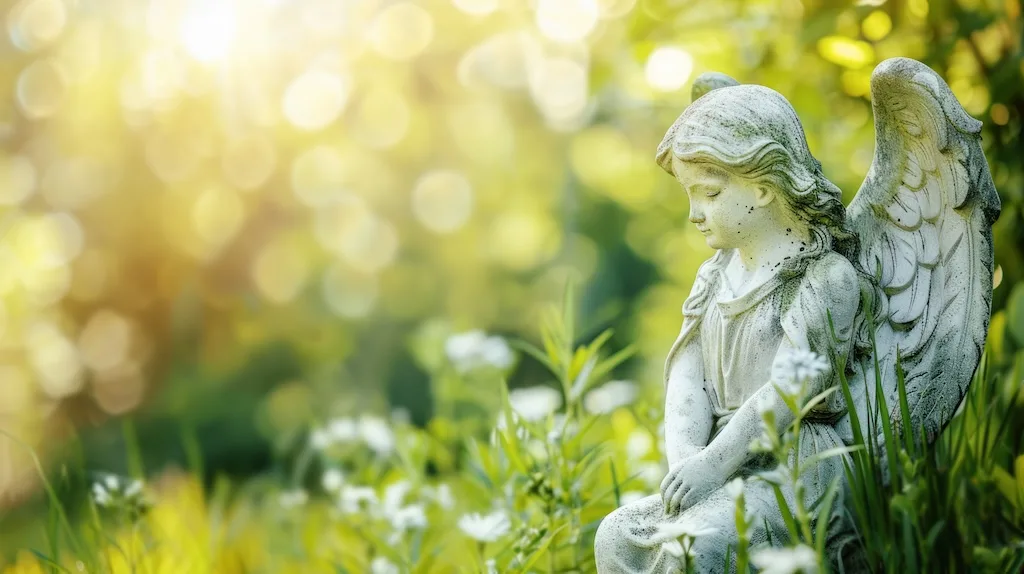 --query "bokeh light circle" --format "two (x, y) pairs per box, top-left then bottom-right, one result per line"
(79, 309), (133, 373)
(369, 3), (434, 61)
(645, 47), (694, 92)
(6, 0), (66, 52)
(352, 88), (410, 149)
(291, 146), (347, 206)
(322, 264), (378, 319)
(529, 57), (589, 123)
(412, 170), (474, 234)
(26, 321), (84, 399)
(251, 237), (311, 304)
(282, 70), (350, 131)
(0, 155), (37, 205)
(452, 0), (498, 16)
(222, 134), (278, 190)
(535, 0), (599, 43)
(17, 59), (66, 119)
